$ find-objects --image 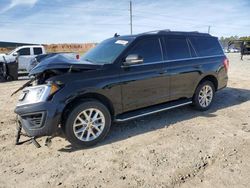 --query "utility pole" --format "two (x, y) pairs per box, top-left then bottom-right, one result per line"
(208, 25), (211, 34)
(130, 1), (133, 35)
